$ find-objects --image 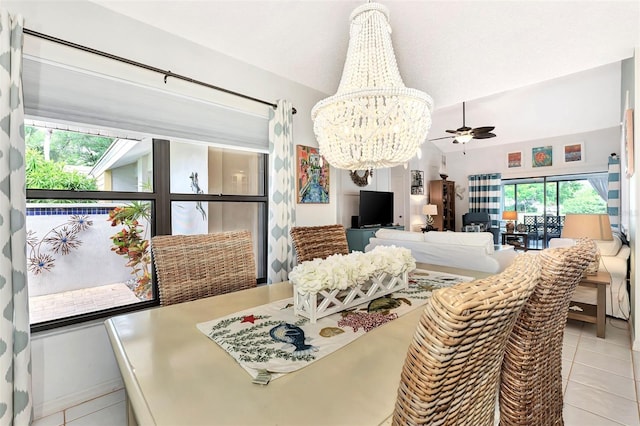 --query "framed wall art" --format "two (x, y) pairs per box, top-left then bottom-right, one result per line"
(532, 146), (552, 168)
(296, 145), (329, 204)
(410, 170), (424, 195)
(507, 151), (522, 168)
(562, 142), (584, 164)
